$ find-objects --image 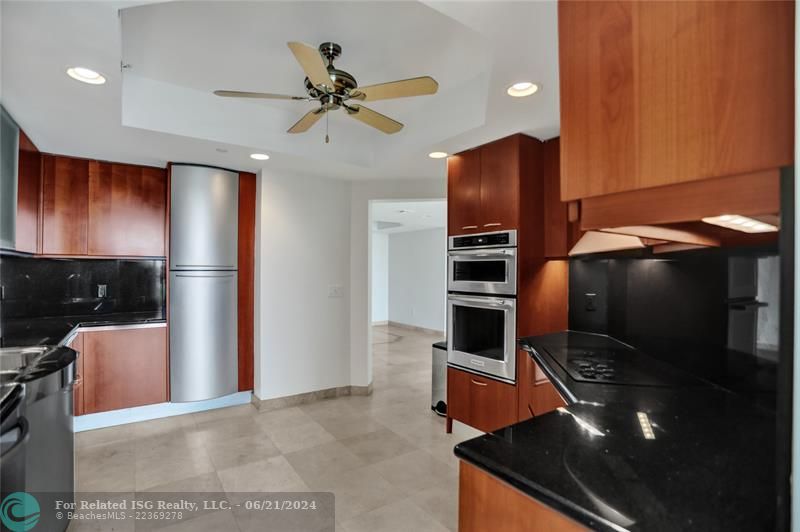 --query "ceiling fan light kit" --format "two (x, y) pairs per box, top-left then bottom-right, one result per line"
(215, 41), (438, 142)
